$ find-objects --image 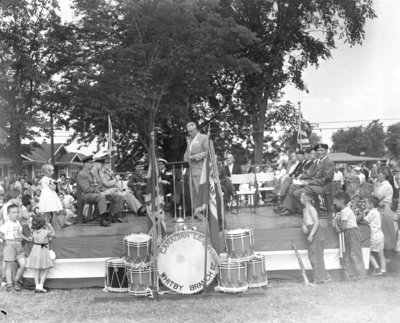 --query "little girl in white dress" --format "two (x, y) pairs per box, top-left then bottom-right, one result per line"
(38, 164), (63, 226)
